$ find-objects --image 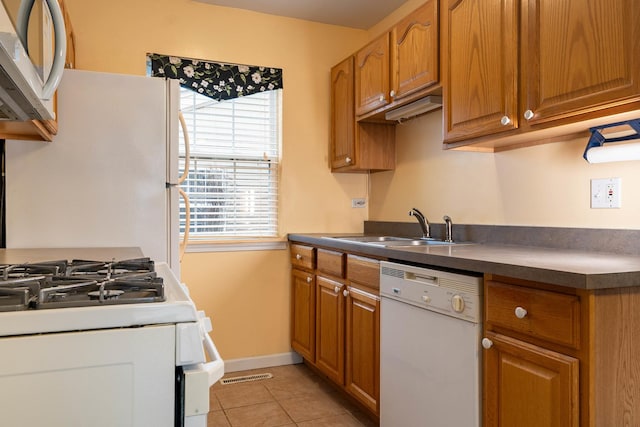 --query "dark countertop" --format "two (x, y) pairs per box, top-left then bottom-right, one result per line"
(288, 233), (640, 290)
